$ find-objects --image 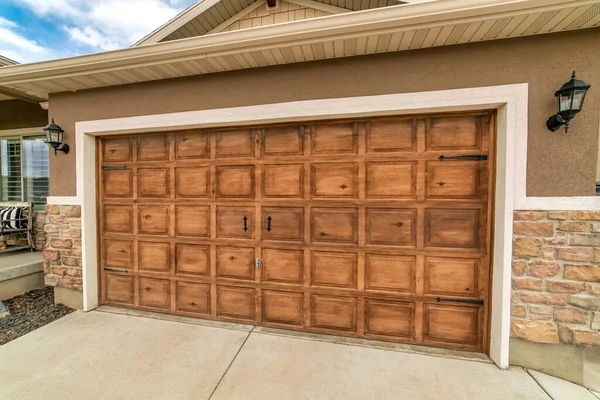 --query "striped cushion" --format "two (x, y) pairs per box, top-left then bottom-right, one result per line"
(0, 207), (26, 230)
